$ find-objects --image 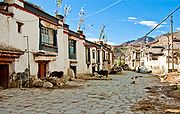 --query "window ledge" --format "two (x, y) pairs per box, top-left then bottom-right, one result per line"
(42, 43), (58, 49)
